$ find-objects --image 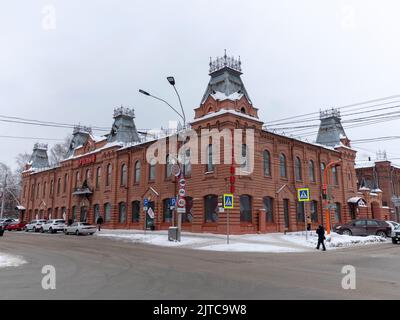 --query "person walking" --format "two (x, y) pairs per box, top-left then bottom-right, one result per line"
(316, 225), (326, 251)
(96, 215), (104, 231)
